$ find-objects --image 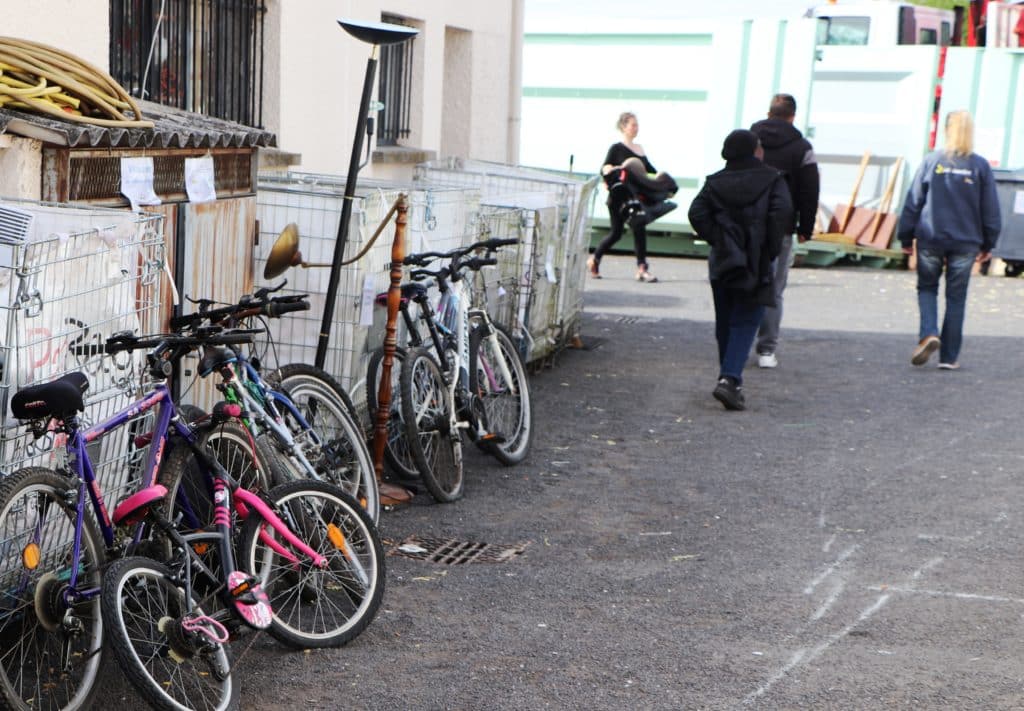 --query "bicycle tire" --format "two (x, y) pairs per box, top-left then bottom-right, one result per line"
(400, 347), (464, 502)
(101, 556), (238, 711)
(267, 363), (380, 522)
(366, 346), (419, 480)
(0, 467), (105, 711)
(468, 324), (534, 466)
(238, 479), (384, 648)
